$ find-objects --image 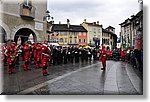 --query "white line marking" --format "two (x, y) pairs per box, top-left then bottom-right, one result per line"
(17, 62), (100, 94)
(104, 62), (119, 94)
